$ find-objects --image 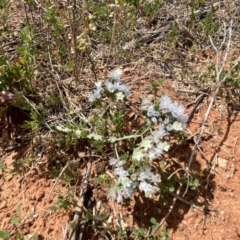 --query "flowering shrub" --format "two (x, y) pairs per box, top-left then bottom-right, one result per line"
(88, 69), (188, 203)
